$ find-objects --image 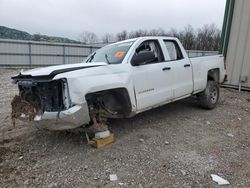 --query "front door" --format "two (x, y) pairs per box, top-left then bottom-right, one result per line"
(131, 40), (175, 111)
